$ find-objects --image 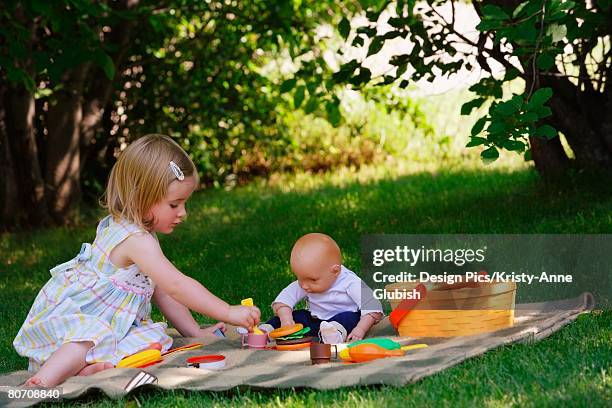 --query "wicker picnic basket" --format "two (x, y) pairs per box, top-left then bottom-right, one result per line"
(385, 281), (516, 337)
